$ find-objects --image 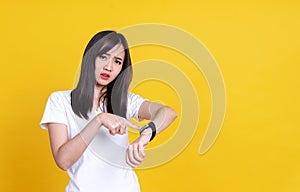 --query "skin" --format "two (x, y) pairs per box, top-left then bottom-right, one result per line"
(93, 43), (124, 109)
(47, 43), (178, 170)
